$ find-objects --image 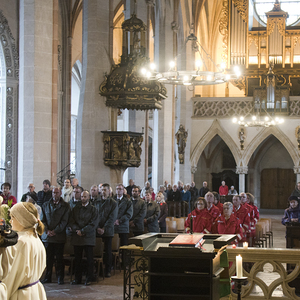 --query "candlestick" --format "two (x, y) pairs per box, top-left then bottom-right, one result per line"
(231, 276), (248, 300)
(236, 255), (243, 278)
(243, 242), (248, 249)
